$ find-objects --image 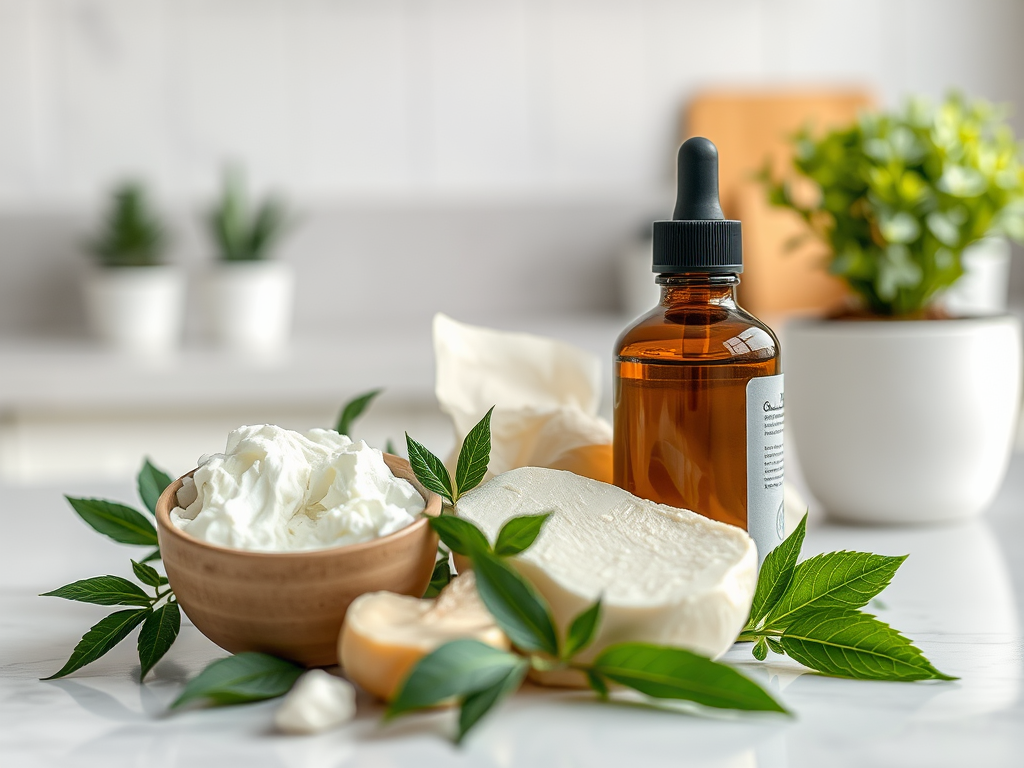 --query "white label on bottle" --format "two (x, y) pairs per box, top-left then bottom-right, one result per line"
(747, 374), (785, 564)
